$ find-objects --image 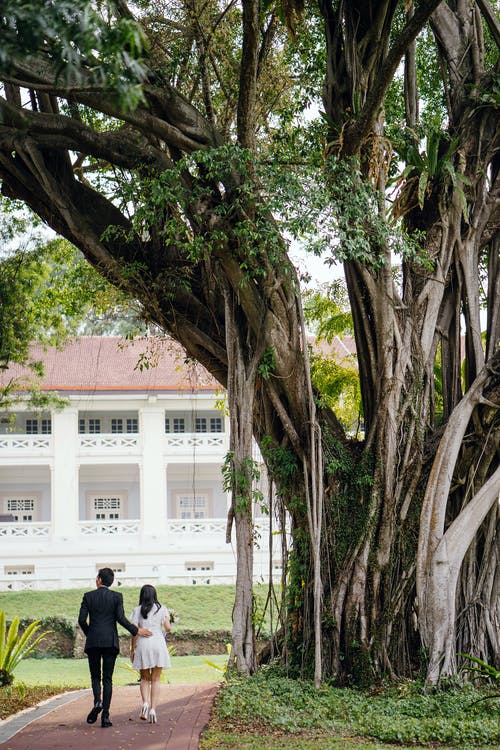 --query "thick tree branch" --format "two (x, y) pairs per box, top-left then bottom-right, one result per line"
(475, 0), (500, 50)
(343, 0), (443, 153)
(237, 0), (259, 149)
